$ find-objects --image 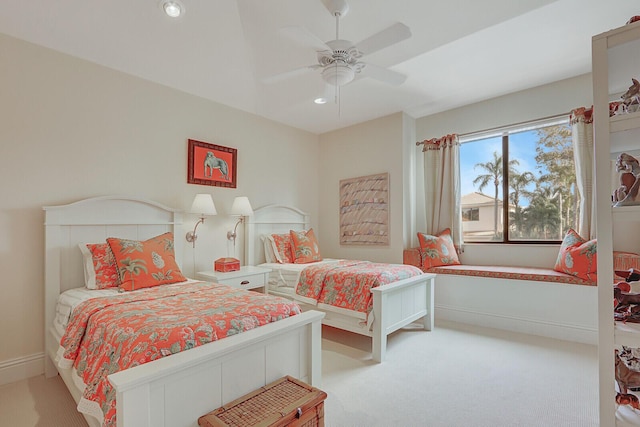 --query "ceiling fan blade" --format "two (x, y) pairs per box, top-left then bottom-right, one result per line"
(261, 65), (321, 84)
(279, 26), (331, 52)
(359, 63), (407, 86)
(356, 23), (411, 57)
